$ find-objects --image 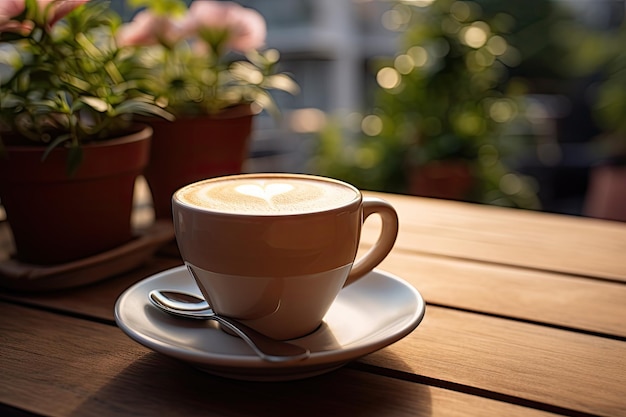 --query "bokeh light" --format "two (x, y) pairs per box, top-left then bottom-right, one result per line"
(460, 22), (490, 48)
(361, 114), (384, 136)
(376, 67), (401, 89)
(450, 1), (471, 22)
(394, 54), (415, 74)
(489, 99), (516, 123)
(478, 144), (499, 167)
(486, 35), (508, 56)
(381, 5), (411, 31)
(407, 46), (429, 67)
(500, 173), (523, 195)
